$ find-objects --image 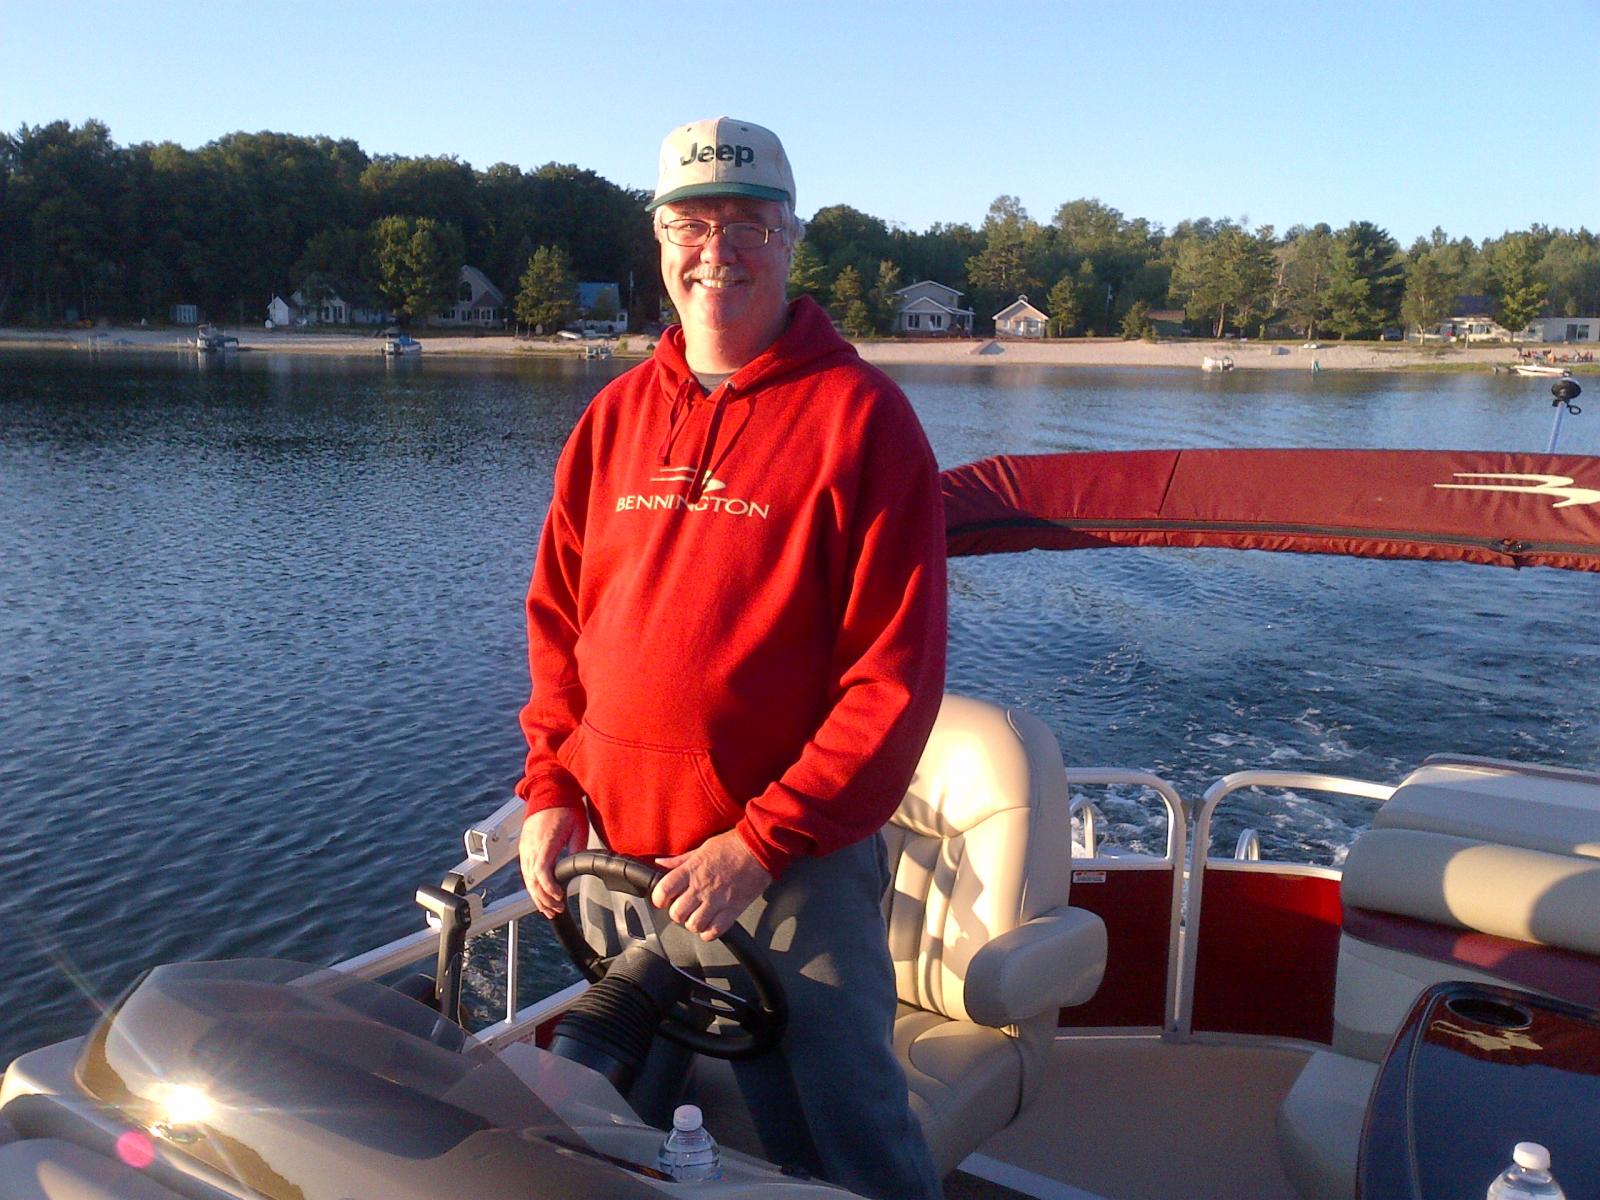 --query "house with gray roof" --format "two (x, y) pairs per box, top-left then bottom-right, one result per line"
(435, 266), (505, 328)
(891, 280), (975, 336)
